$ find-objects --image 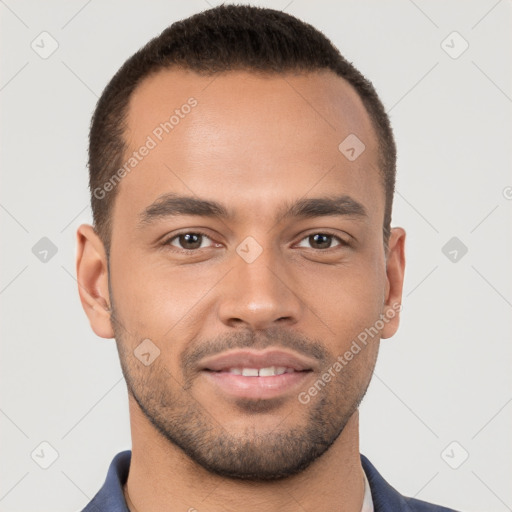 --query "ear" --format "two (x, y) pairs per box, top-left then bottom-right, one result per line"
(381, 227), (406, 339)
(75, 224), (114, 339)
